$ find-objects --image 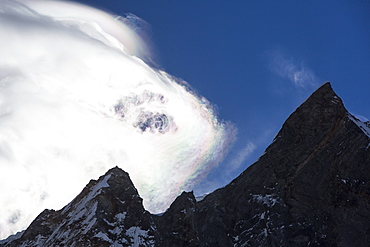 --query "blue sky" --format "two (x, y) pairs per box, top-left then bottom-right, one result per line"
(79, 0), (369, 194)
